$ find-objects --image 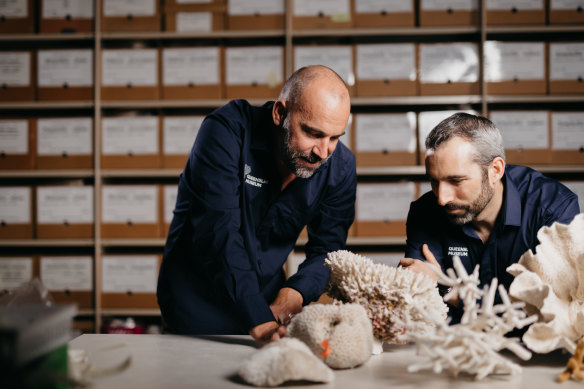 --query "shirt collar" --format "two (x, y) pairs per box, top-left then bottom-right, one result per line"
(251, 101), (275, 152)
(501, 170), (522, 227)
